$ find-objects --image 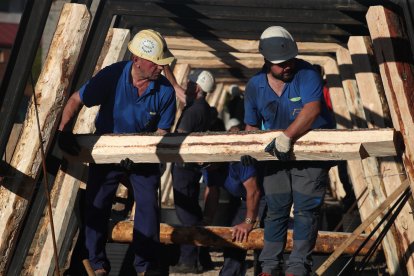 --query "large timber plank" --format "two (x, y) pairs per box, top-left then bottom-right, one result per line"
(65, 129), (397, 163)
(0, 4), (90, 274)
(110, 222), (377, 255)
(23, 28), (130, 276)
